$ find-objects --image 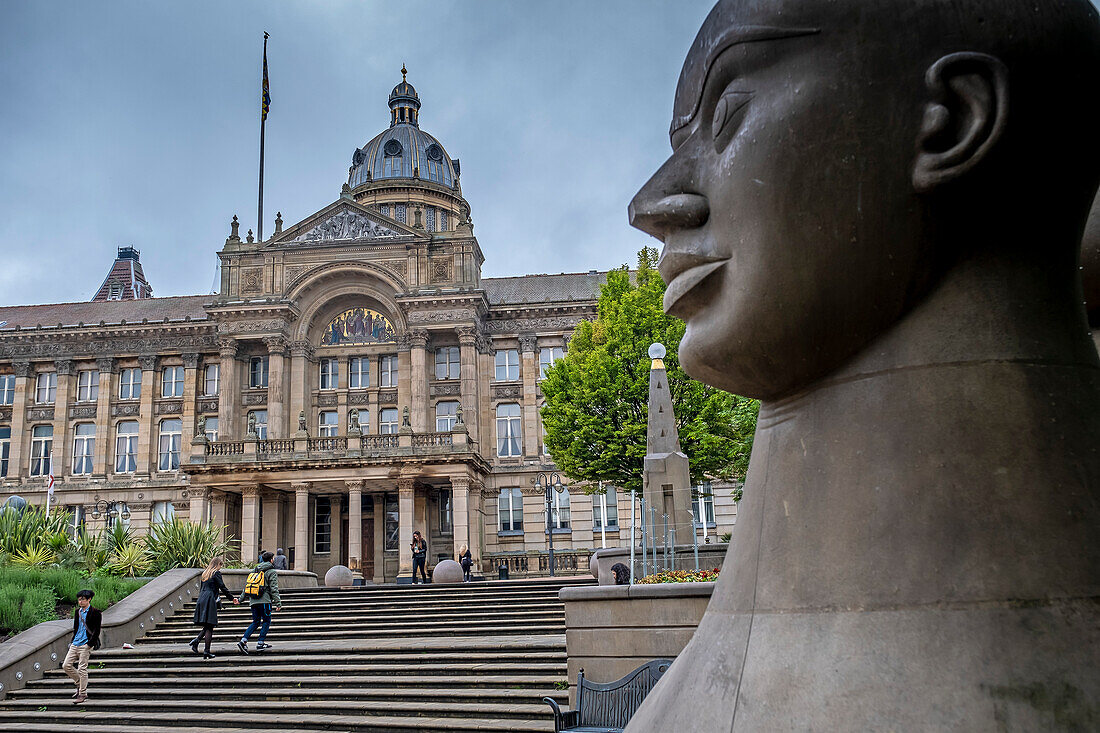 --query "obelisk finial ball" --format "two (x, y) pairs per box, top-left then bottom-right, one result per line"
(648, 343), (666, 359)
